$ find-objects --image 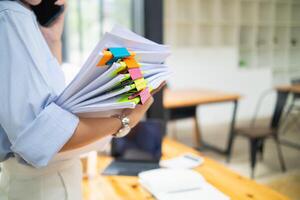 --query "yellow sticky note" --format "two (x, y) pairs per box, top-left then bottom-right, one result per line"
(134, 78), (147, 91)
